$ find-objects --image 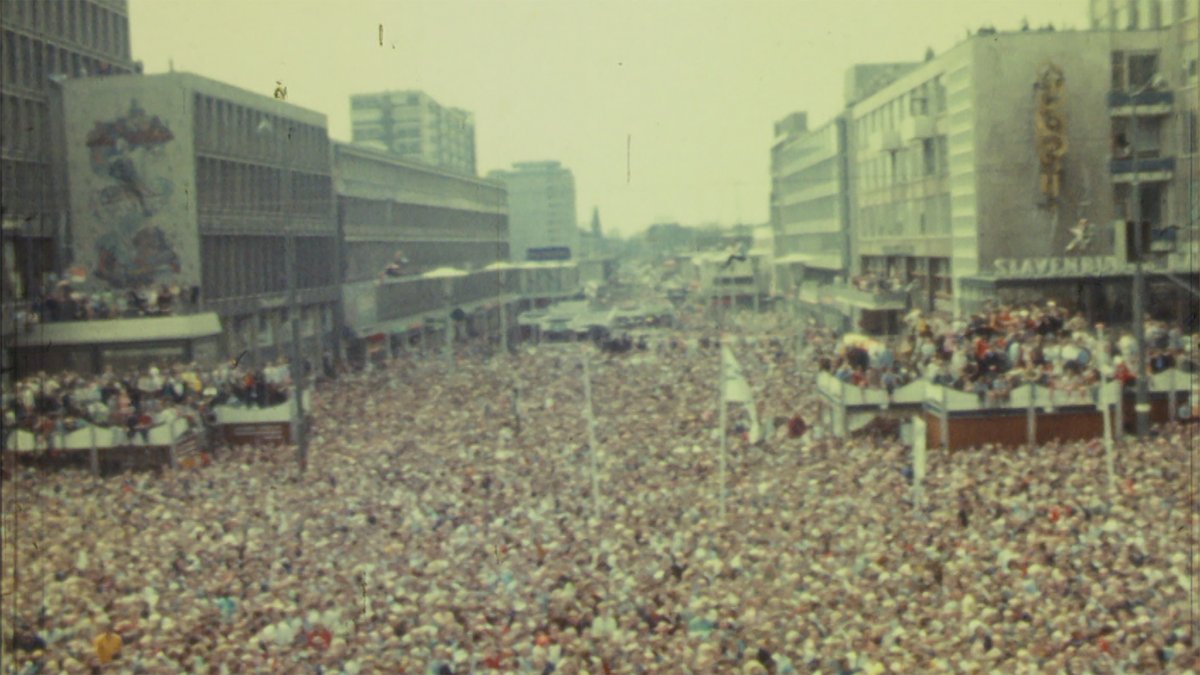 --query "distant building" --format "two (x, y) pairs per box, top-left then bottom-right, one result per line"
(1, 0), (137, 302)
(349, 90), (476, 175)
(770, 111), (851, 328)
(488, 161), (578, 261)
(843, 62), (922, 106)
(60, 72), (340, 364)
(334, 141), (510, 358)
